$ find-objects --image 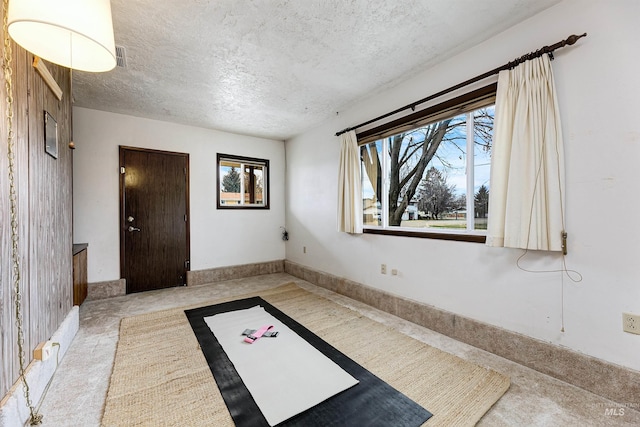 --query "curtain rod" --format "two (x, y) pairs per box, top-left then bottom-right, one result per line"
(335, 33), (587, 137)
